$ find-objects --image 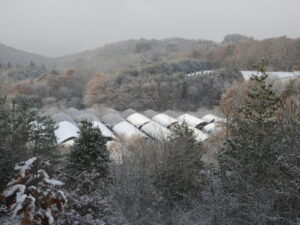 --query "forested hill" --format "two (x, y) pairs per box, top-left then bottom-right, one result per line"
(1, 34), (300, 72)
(0, 43), (54, 67)
(55, 38), (217, 73)
(212, 35), (300, 71)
